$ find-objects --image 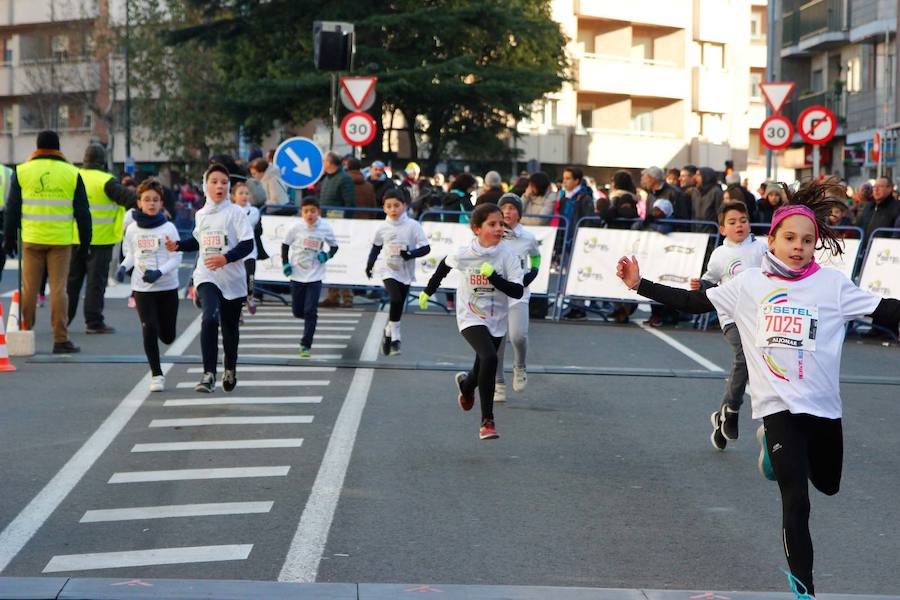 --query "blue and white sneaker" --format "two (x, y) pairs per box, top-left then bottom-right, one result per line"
(783, 569), (815, 599)
(757, 425), (776, 481)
